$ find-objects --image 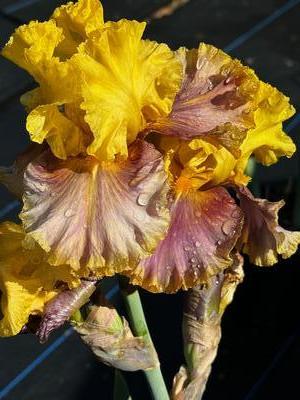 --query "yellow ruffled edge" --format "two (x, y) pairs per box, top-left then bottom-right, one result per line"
(0, 222), (81, 336)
